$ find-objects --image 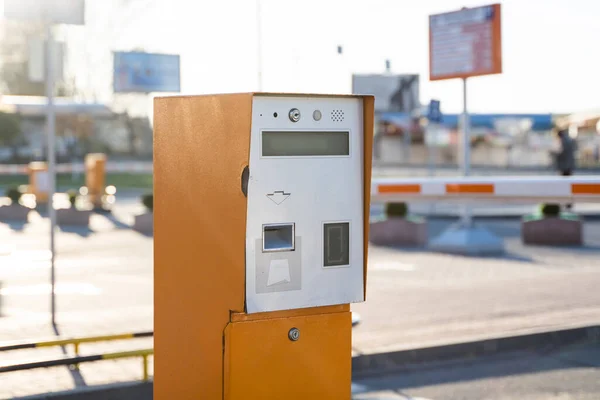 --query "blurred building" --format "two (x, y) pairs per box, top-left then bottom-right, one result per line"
(0, 95), (153, 162)
(374, 111), (557, 168)
(352, 74), (421, 114)
(557, 109), (600, 166)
